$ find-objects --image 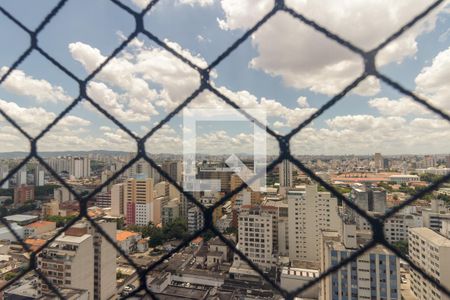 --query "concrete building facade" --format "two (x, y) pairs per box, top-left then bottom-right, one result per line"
(409, 227), (450, 300)
(288, 185), (340, 263)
